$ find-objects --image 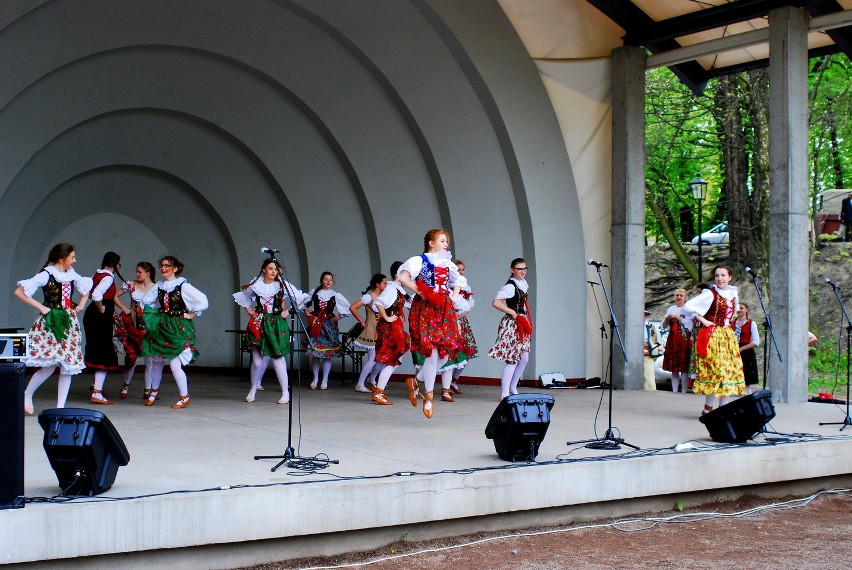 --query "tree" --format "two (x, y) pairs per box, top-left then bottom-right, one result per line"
(646, 53), (852, 282)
